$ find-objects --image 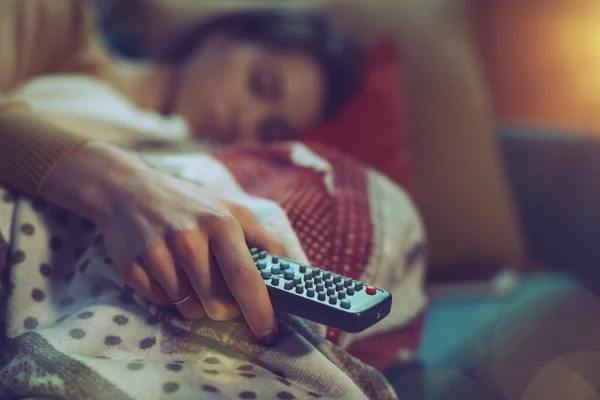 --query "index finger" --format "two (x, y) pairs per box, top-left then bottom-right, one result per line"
(209, 220), (278, 344)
